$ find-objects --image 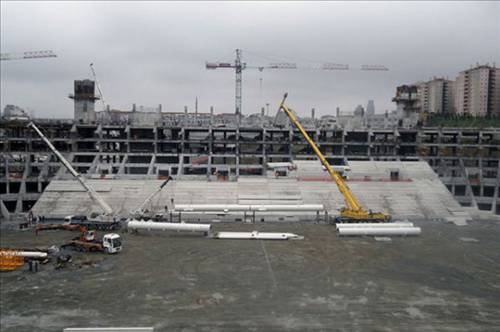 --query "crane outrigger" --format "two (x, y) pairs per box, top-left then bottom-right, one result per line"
(279, 93), (391, 223)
